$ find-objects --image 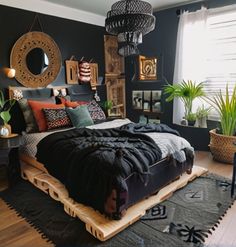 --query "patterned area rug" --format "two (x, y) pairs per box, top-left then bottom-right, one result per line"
(0, 173), (235, 247)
